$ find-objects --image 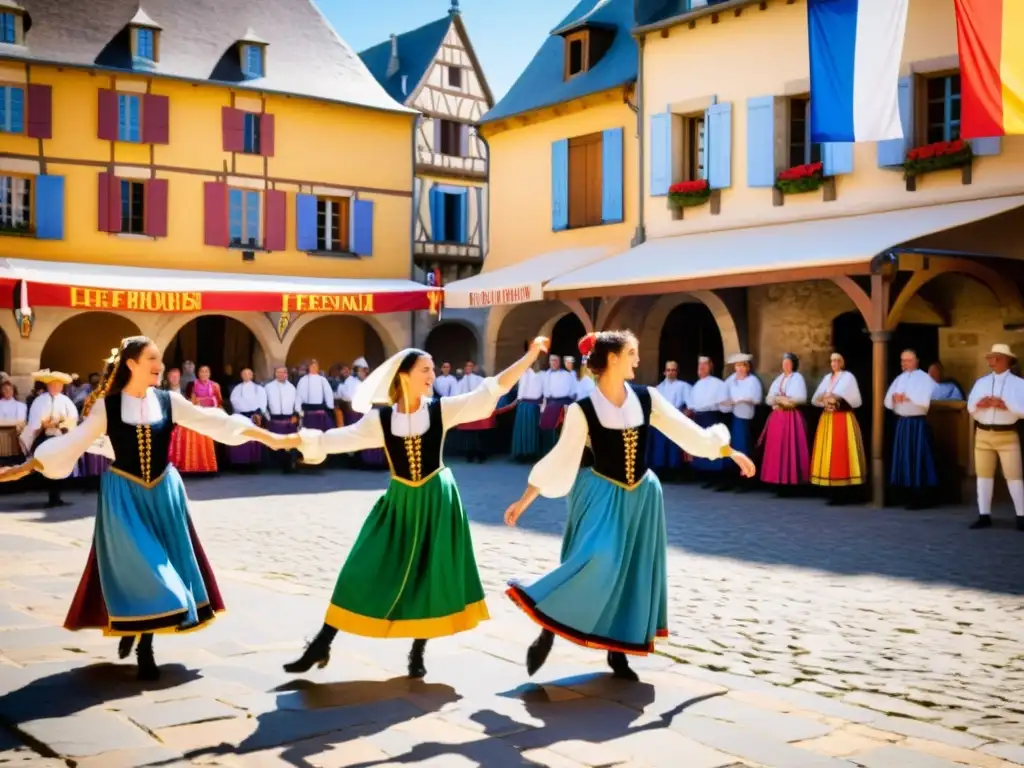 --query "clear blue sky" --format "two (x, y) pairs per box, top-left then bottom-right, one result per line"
(316, 0), (571, 102)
